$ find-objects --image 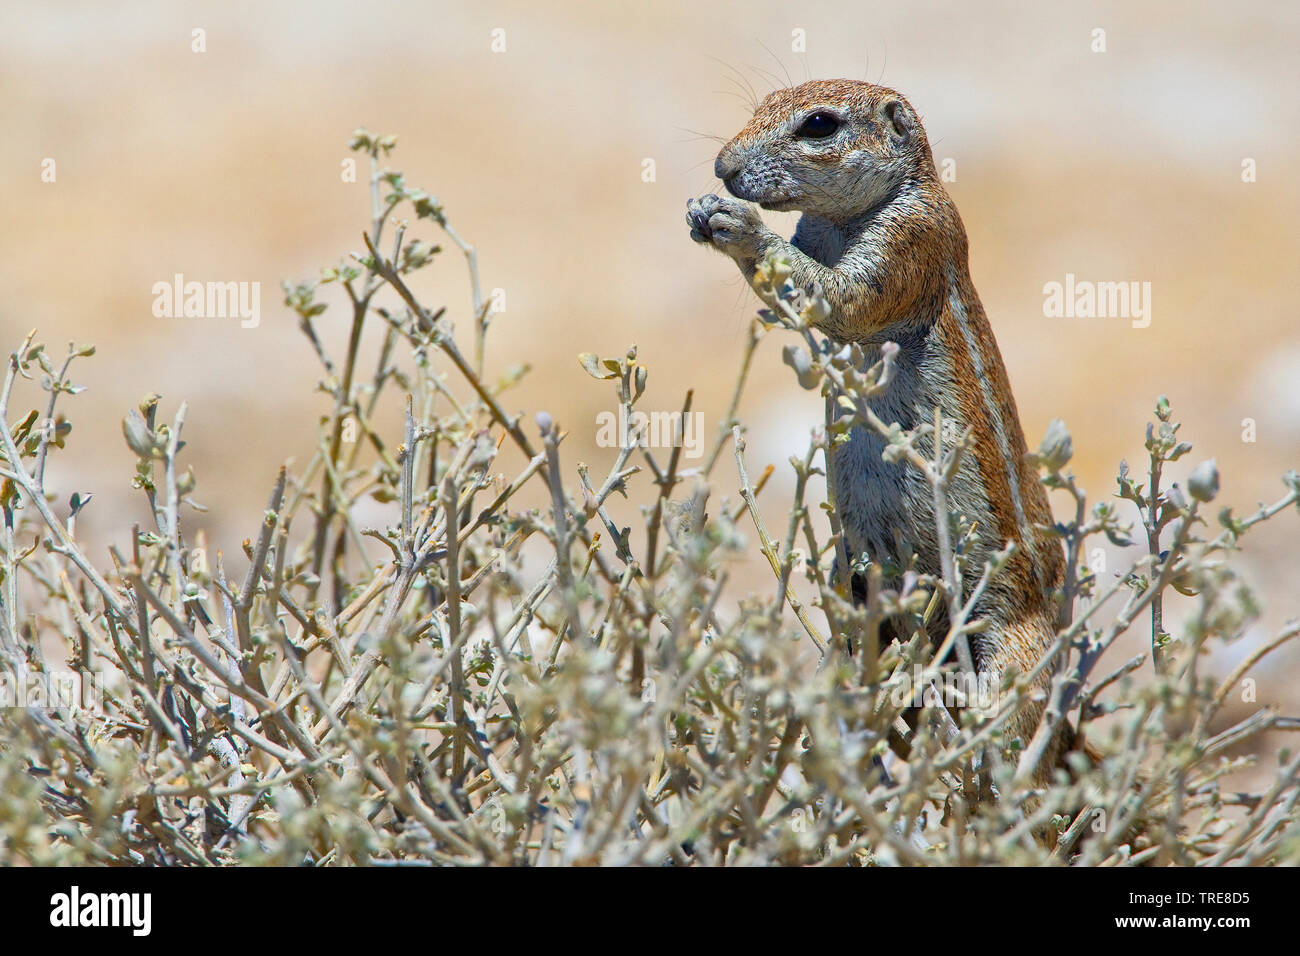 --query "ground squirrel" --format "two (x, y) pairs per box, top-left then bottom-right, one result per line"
(687, 79), (1068, 772)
